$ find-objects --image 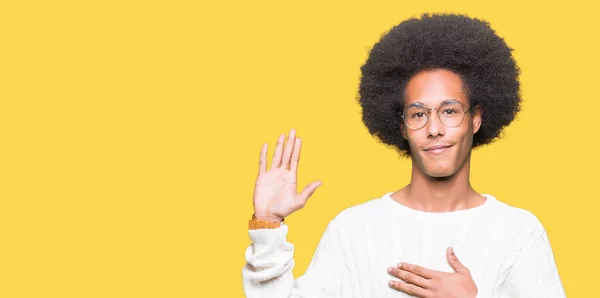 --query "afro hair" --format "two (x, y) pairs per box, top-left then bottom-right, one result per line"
(358, 13), (521, 157)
